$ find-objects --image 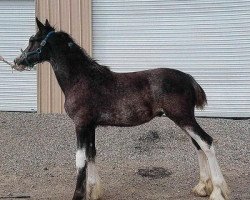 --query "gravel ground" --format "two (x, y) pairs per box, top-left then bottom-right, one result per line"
(0, 112), (249, 200)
